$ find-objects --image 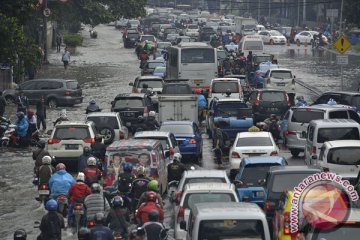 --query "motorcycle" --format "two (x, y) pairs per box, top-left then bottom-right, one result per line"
(0, 117), (11, 138)
(167, 180), (179, 201)
(37, 183), (51, 204)
(1, 123), (16, 147)
(72, 202), (85, 233)
(56, 194), (68, 217)
(90, 29), (98, 39)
